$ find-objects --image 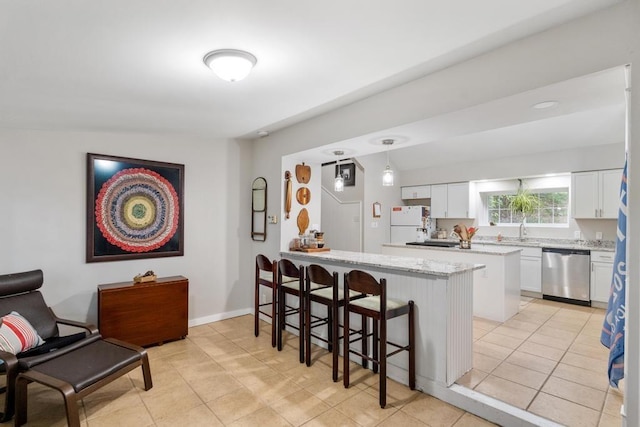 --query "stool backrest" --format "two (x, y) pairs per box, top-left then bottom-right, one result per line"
(306, 264), (333, 288)
(278, 259), (302, 282)
(256, 254), (274, 272)
(344, 270), (385, 296)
